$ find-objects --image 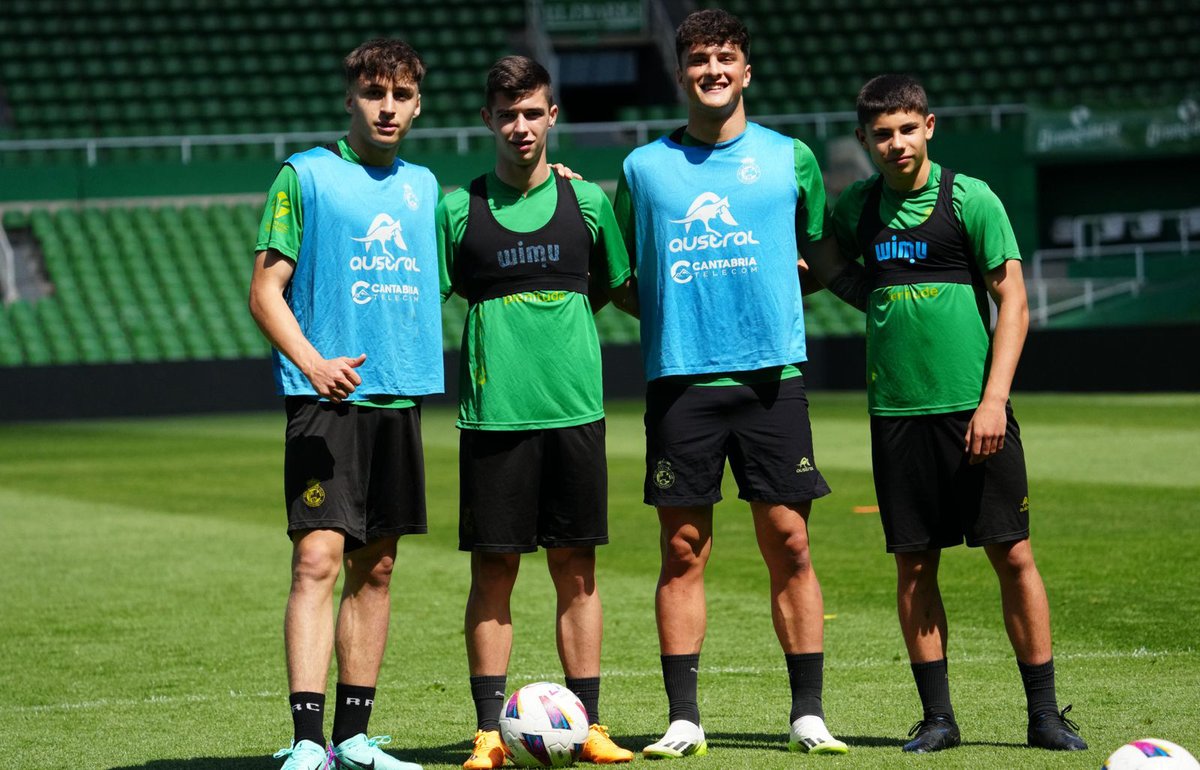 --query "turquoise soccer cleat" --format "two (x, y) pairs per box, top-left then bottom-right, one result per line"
(333, 734), (422, 770)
